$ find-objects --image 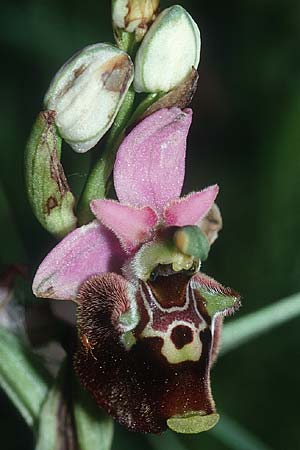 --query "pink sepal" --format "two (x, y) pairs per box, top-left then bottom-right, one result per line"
(90, 199), (158, 253)
(114, 107), (192, 214)
(32, 220), (125, 301)
(164, 185), (219, 227)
